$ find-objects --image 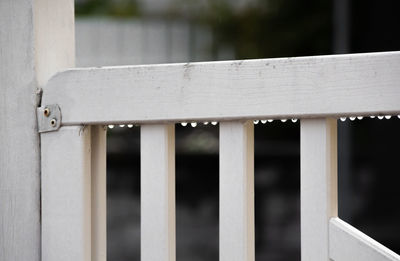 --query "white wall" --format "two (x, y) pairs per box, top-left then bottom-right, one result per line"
(75, 18), (213, 67)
